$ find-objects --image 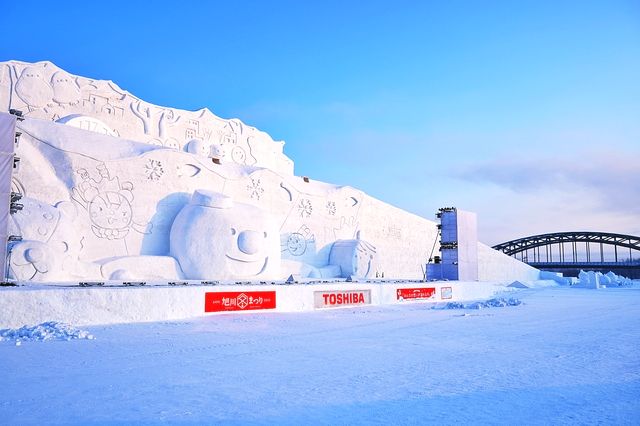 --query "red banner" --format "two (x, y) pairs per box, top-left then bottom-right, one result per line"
(396, 287), (436, 301)
(205, 291), (276, 312)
